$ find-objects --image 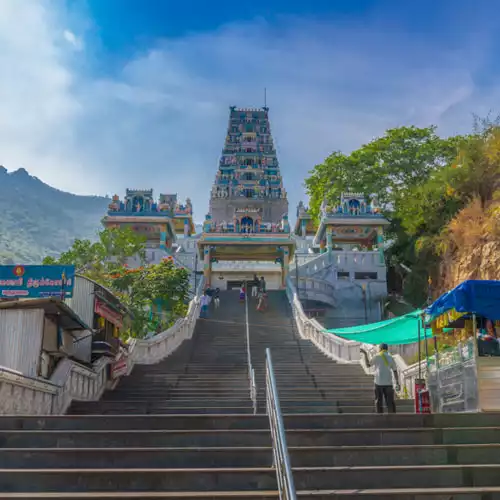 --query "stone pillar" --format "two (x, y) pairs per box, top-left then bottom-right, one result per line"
(282, 247), (290, 288)
(326, 227), (333, 252)
(160, 225), (167, 250)
(203, 247), (211, 286)
(376, 227), (385, 264)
